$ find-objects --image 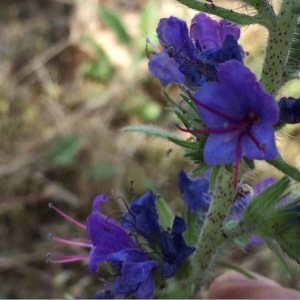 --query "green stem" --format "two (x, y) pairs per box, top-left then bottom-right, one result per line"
(192, 165), (236, 293)
(267, 155), (300, 182)
(260, 0), (299, 95)
(174, 0), (273, 27)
